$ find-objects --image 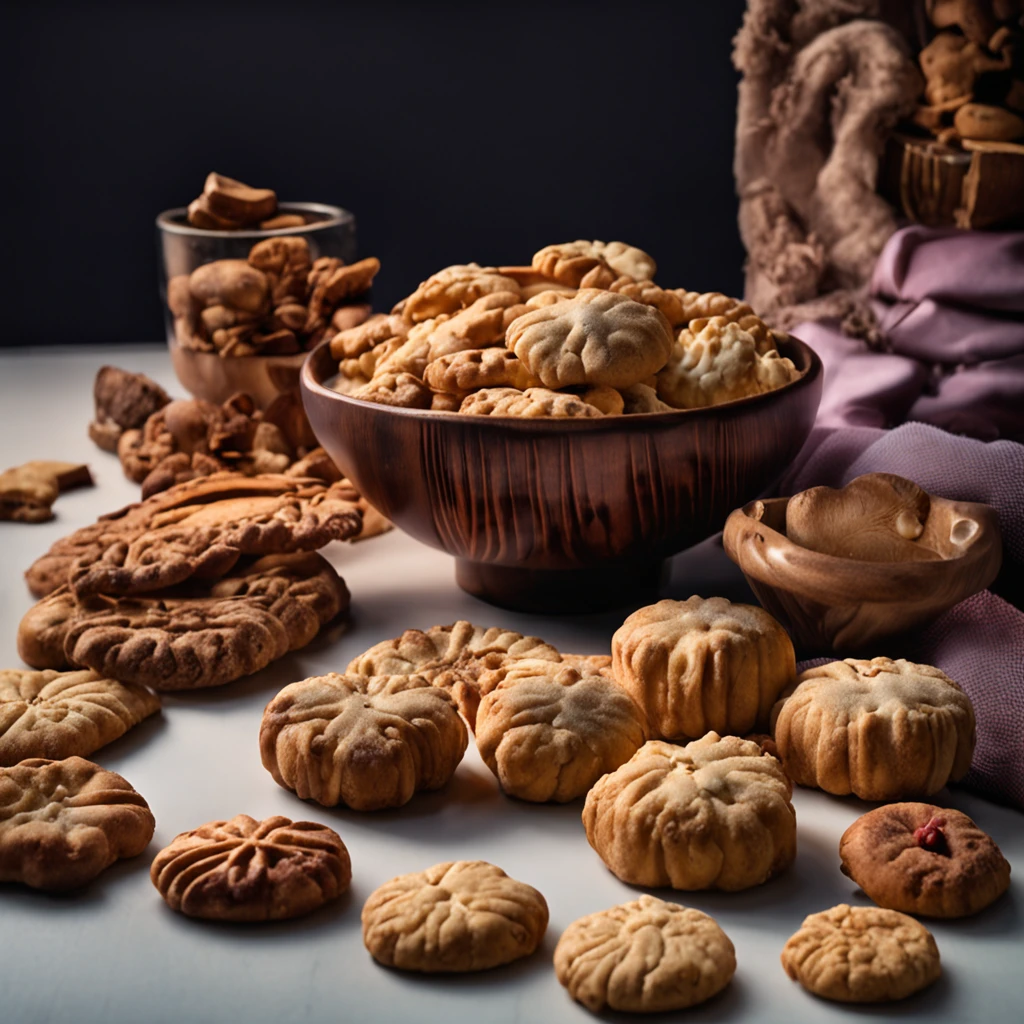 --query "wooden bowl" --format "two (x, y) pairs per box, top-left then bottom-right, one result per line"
(301, 336), (823, 613)
(722, 493), (1002, 655)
